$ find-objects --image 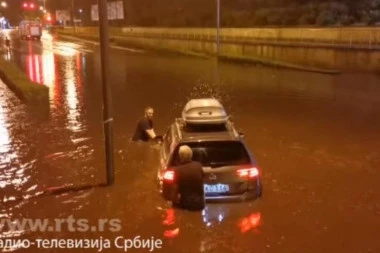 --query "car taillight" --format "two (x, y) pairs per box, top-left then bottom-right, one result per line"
(163, 170), (175, 181)
(237, 166), (259, 178)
